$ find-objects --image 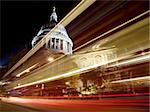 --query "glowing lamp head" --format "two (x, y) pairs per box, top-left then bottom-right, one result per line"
(48, 57), (54, 62)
